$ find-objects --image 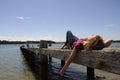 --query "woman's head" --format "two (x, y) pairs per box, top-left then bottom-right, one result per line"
(84, 35), (105, 50)
(89, 35), (105, 50)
